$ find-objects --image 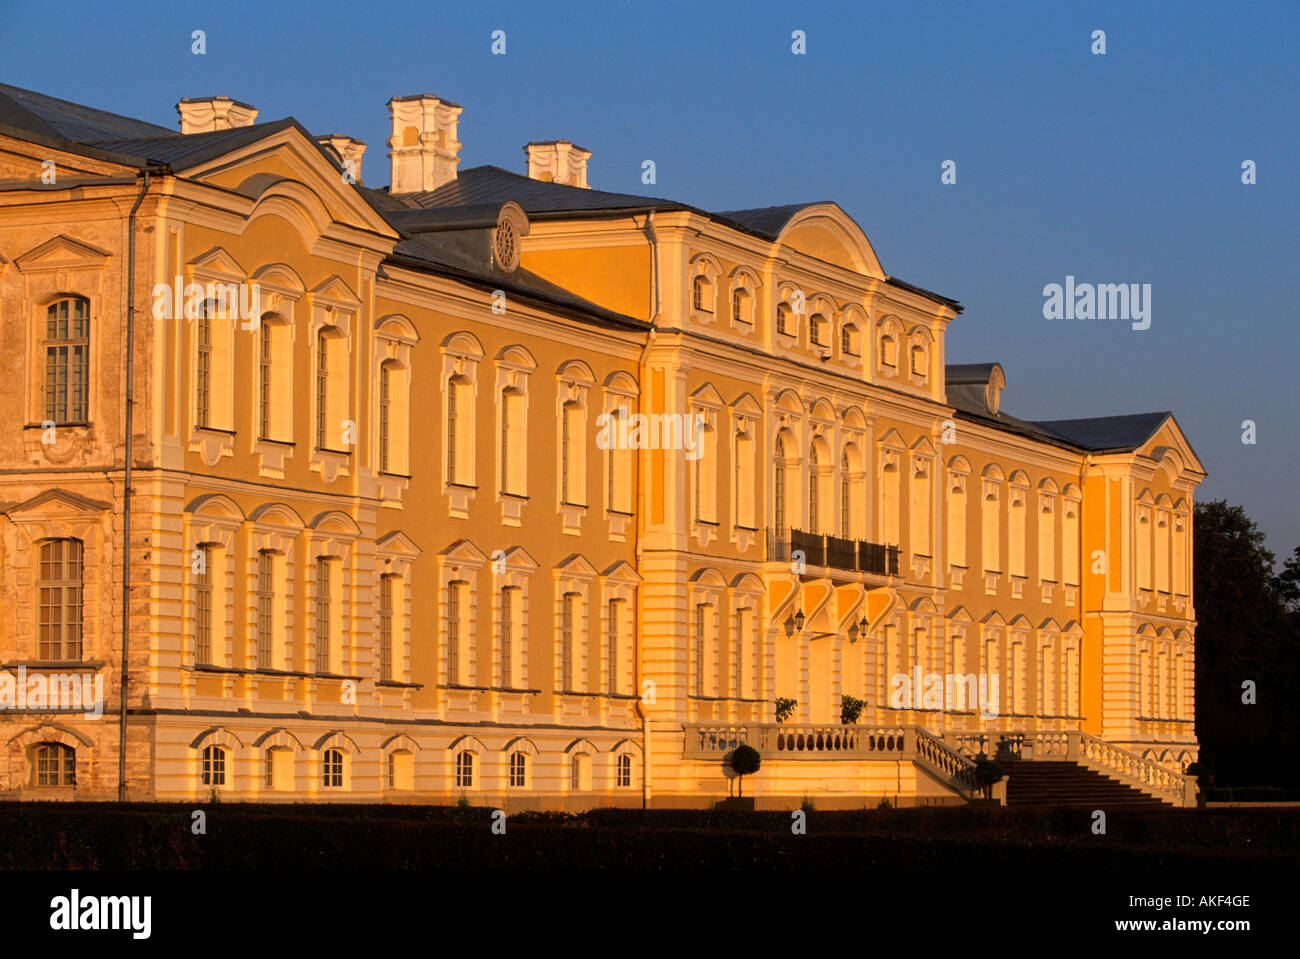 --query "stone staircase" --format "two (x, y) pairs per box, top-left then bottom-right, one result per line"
(1003, 758), (1171, 807)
